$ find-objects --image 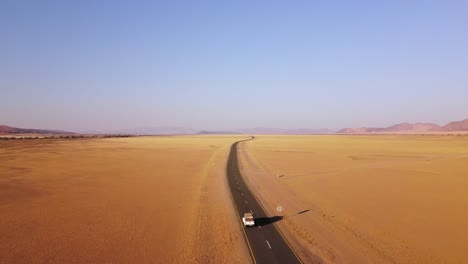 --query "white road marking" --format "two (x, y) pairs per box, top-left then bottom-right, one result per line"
(241, 193), (244, 196)
(250, 210), (253, 214)
(266, 240), (271, 249)
(258, 225), (261, 229)
(245, 200), (248, 204)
